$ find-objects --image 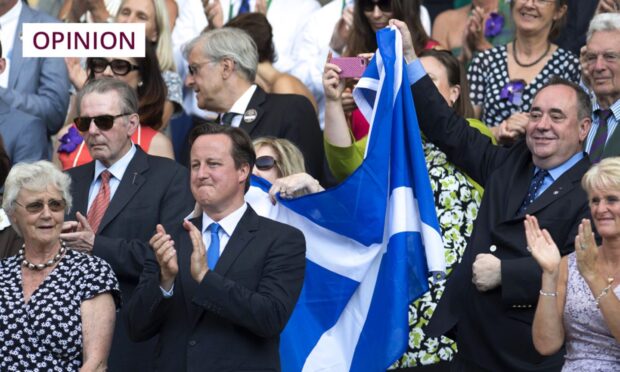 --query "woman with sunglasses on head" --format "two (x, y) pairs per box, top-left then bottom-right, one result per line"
(0, 161), (120, 371)
(324, 48), (495, 369)
(525, 157), (620, 370)
(56, 42), (174, 170)
(253, 137), (323, 203)
(468, 0), (579, 144)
